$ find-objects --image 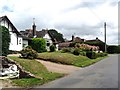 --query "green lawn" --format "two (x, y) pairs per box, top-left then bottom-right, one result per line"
(8, 52), (107, 87)
(8, 56), (64, 87)
(37, 52), (108, 67)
